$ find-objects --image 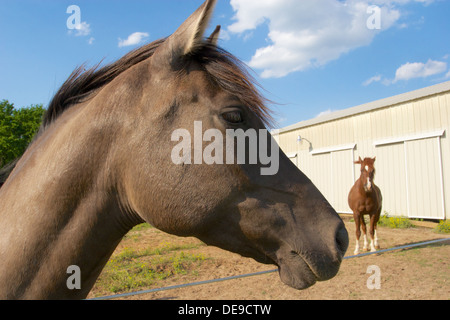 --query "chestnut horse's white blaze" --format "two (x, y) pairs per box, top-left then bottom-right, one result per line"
(0, 0), (348, 299)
